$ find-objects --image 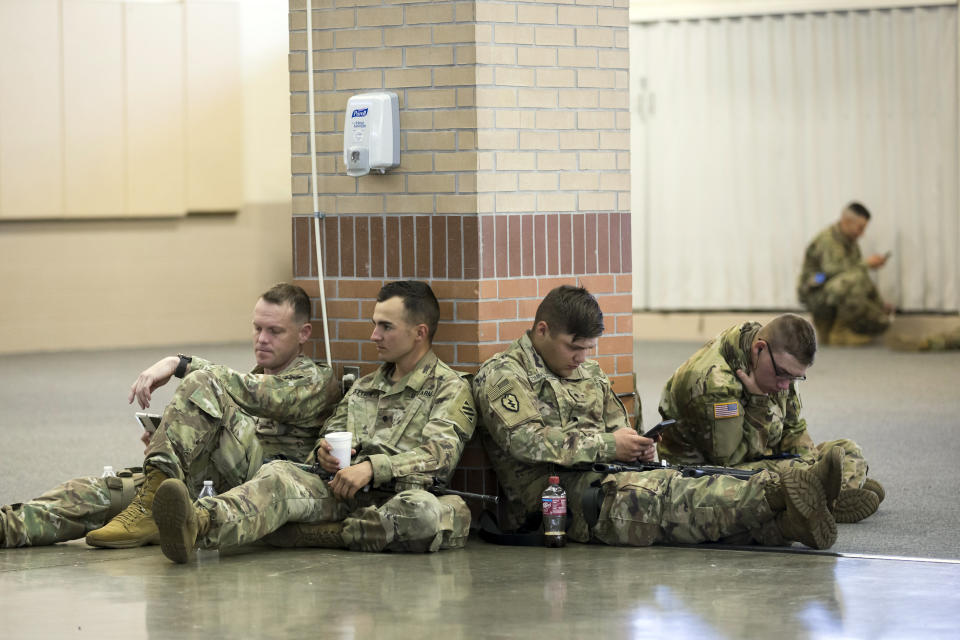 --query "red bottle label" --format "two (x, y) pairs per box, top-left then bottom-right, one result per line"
(542, 496), (567, 516)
